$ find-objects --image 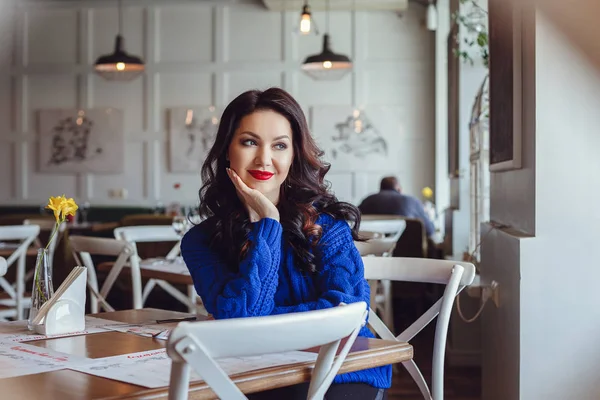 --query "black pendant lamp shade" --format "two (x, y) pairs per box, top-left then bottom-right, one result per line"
(301, 34), (352, 81)
(94, 1), (145, 81)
